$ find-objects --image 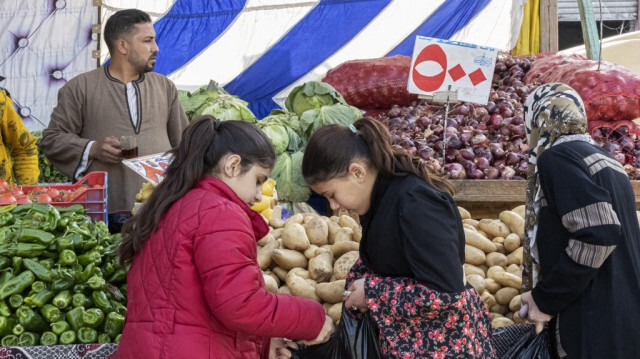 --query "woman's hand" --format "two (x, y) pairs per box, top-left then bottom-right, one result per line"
(299, 315), (335, 346)
(268, 338), (298, 359)
(343, 278), (368, 312)
(521, 291), (552, 332)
